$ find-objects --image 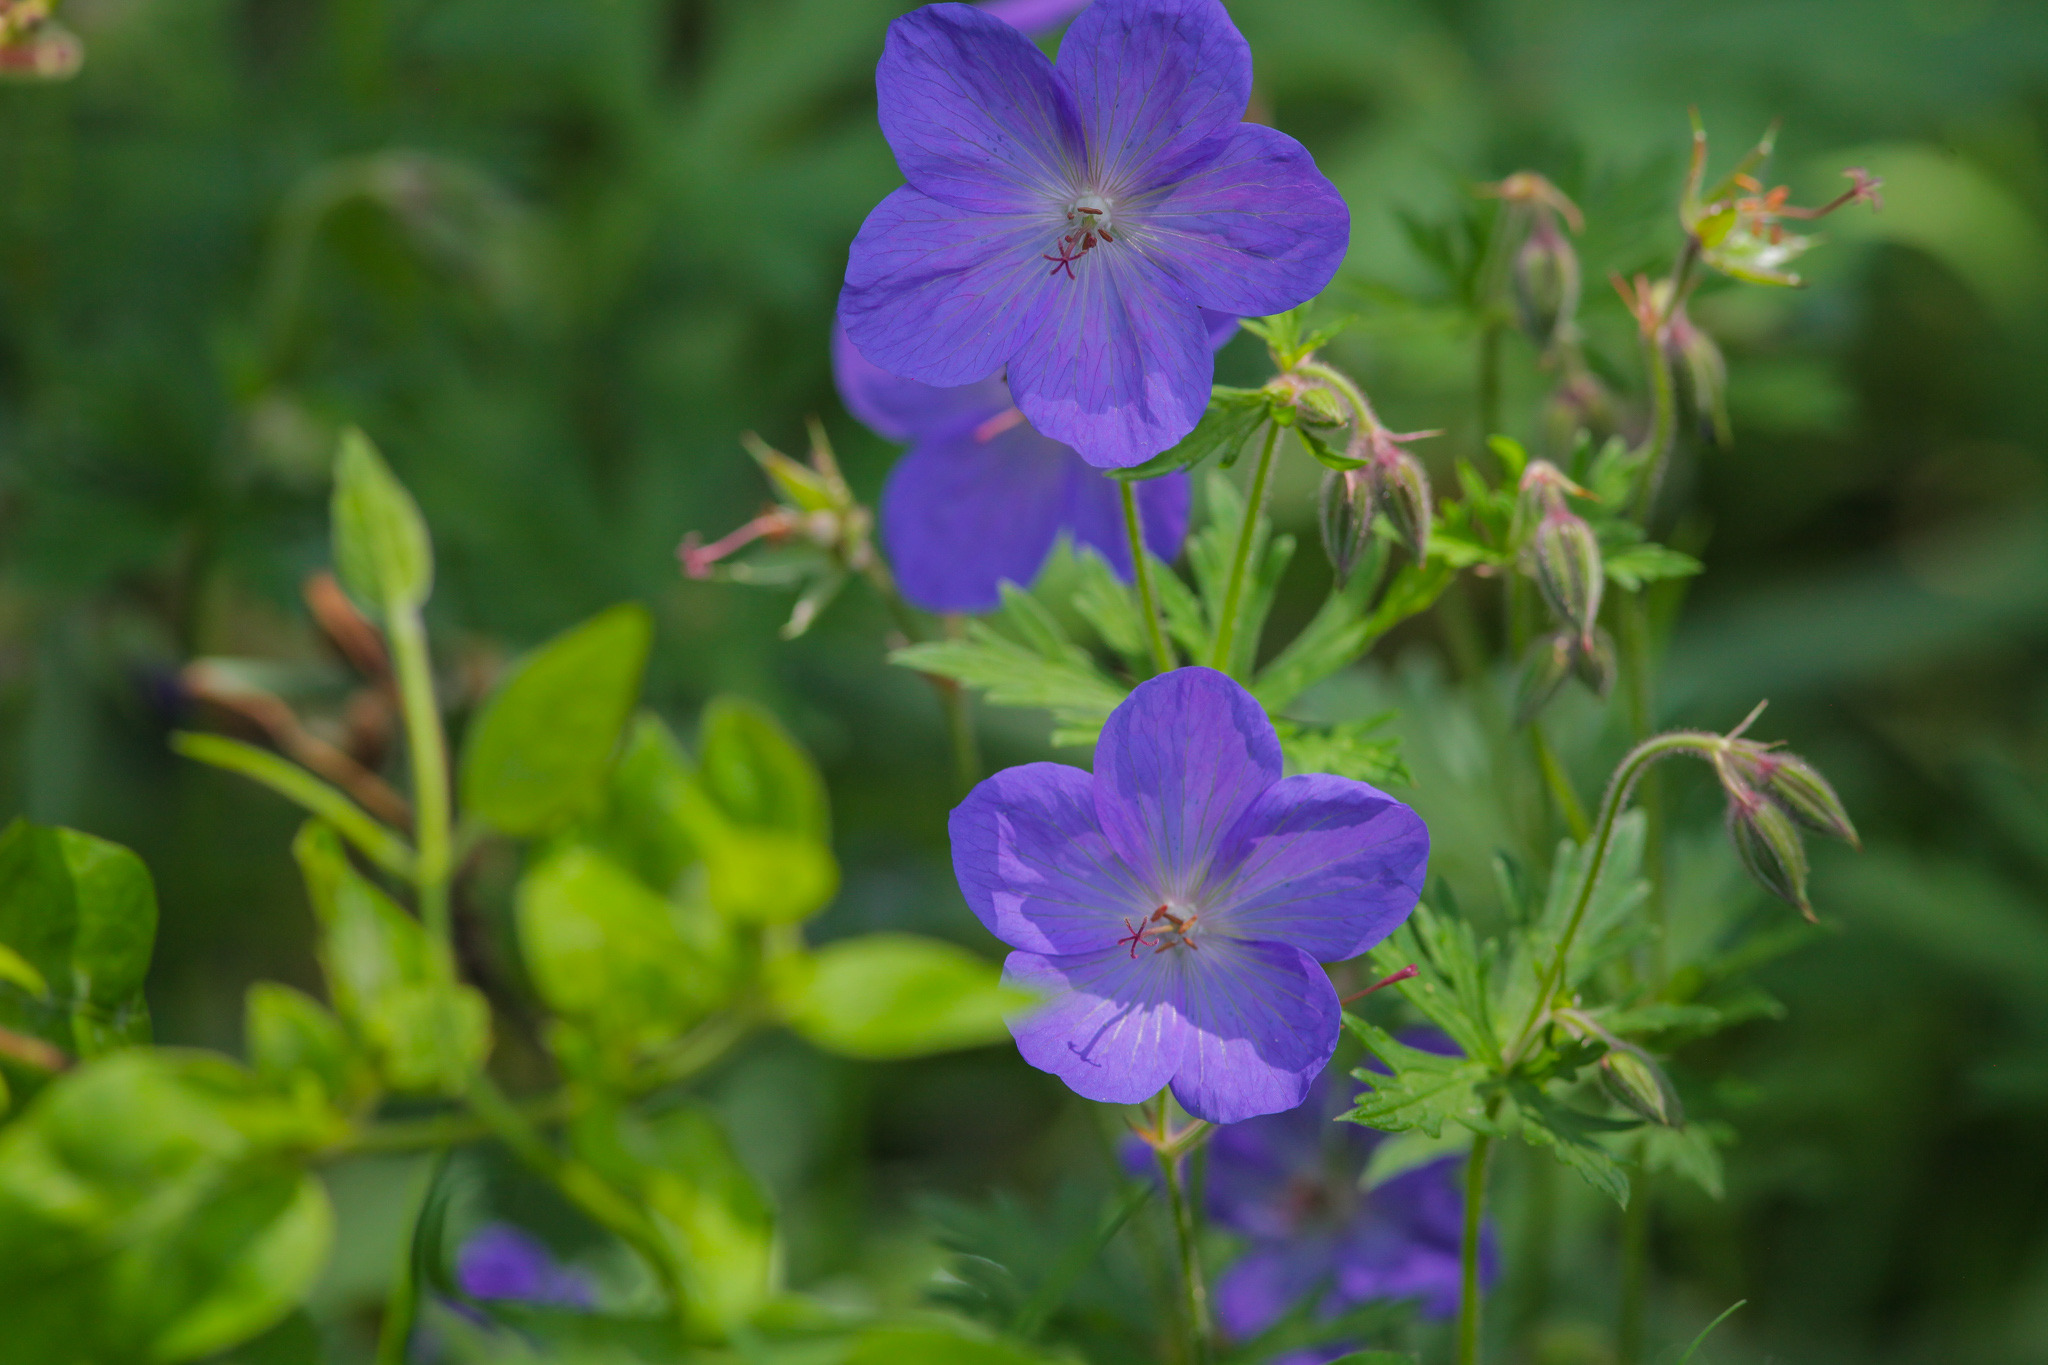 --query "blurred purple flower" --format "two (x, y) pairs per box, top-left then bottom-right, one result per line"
(1205, 1052), (1498, 1341)
(978, 0), (1093, 34)
(840, 0), (1349, 468)
(949, 668), (1427, 1123)
(456, 1224), (595, 1310)
(835, 326), (1213, 614)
